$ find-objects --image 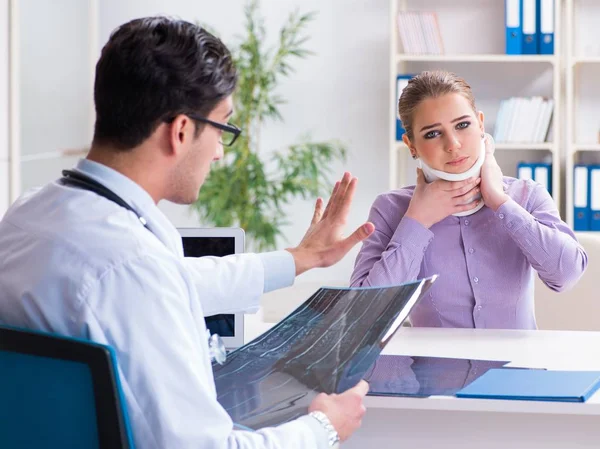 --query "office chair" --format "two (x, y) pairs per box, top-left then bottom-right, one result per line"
(0, 325), (134, 449)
